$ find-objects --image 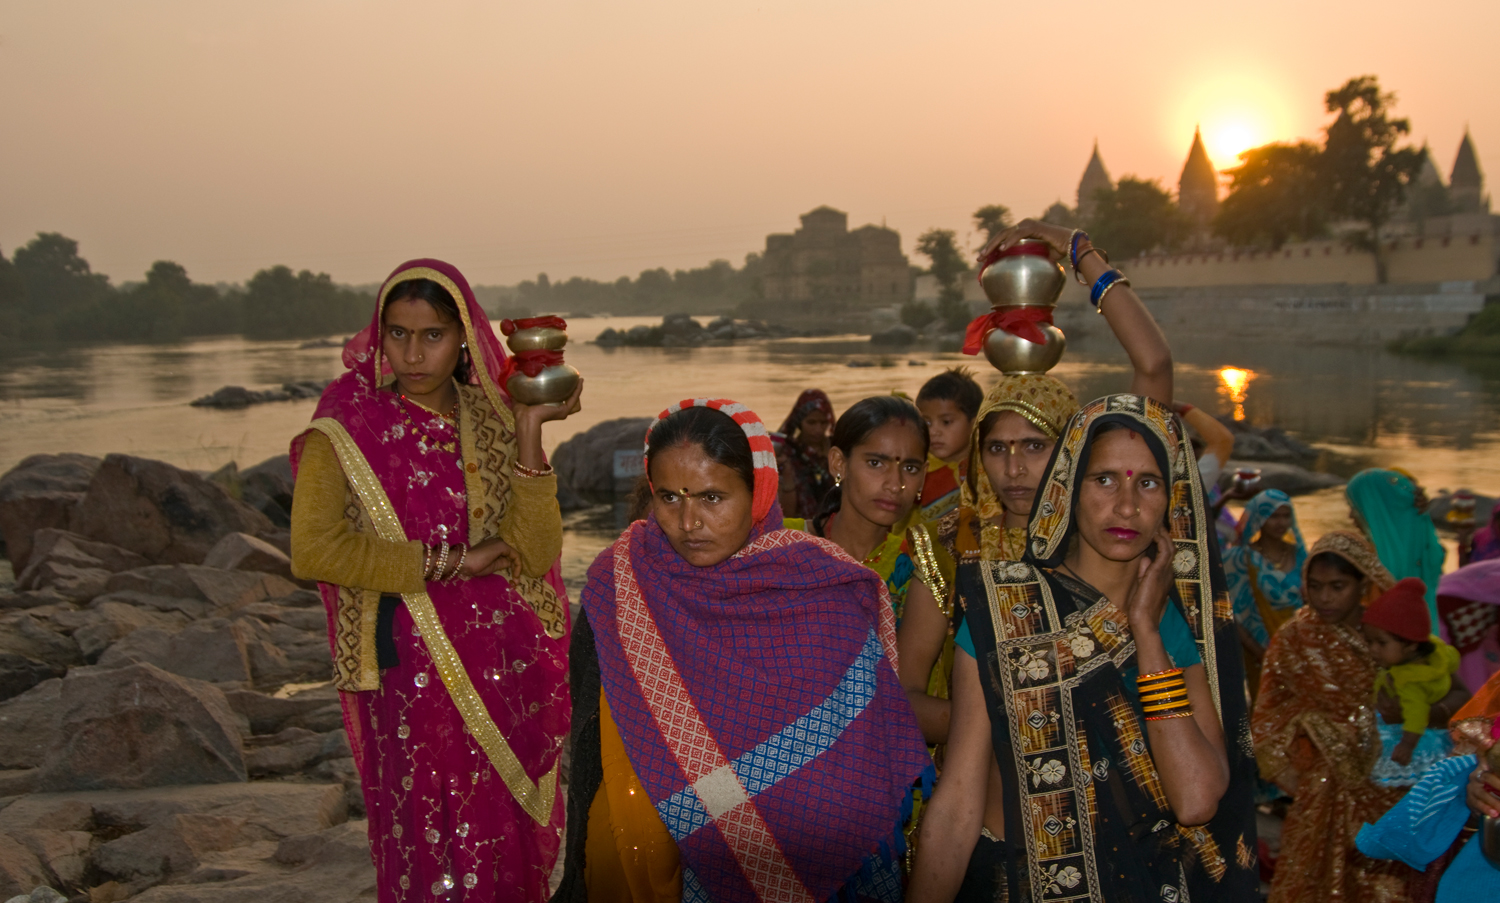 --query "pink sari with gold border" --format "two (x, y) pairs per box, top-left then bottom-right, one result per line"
(291, 259), (570, 902)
